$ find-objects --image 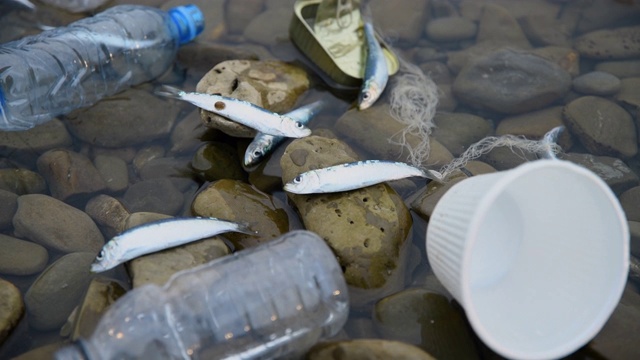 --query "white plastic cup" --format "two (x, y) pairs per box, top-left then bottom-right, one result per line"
(426, 160), (629, 360)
